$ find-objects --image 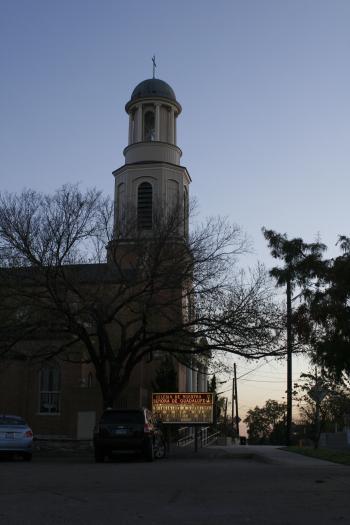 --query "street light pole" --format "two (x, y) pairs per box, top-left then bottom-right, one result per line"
(234, 363), (239, 437)
(286, 278), (293, 446)
(232, 377), (235, 435)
